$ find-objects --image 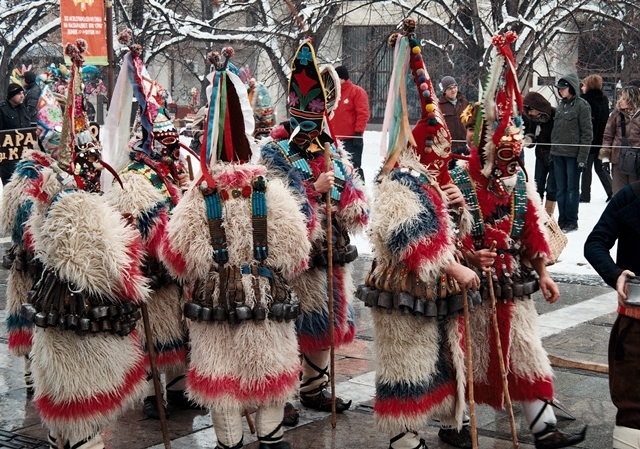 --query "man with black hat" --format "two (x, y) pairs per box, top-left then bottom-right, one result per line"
(329, 65), (370, 181)
(23, 71), (41, 123)
(0, 82), (31, 184)
(439, 76), (469, 168)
